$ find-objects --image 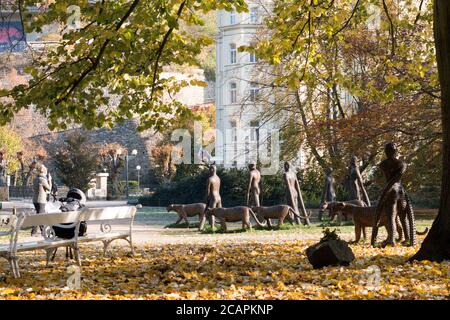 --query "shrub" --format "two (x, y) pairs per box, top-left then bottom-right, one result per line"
(52, 133), (99, 193)
(138, 166), (325, 208)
